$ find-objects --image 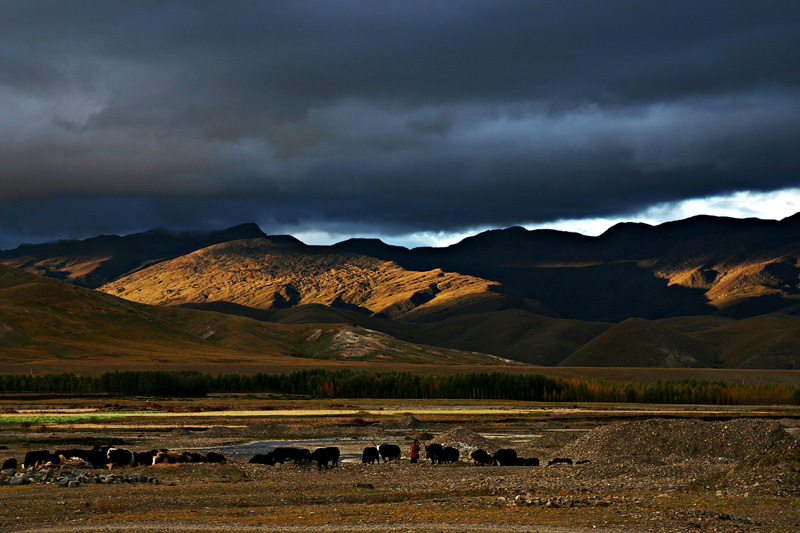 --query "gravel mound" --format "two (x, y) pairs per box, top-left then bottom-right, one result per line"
(517, 430), (584, 458)
(717, 445), (800, 496)
(558, 418), (794, 464)
(167, 428), (195, 437)
(411, 431), (434, 441)
(243, 423), (294, 436)
(430, 426), (509, 455)
(201, 426), (244, 437)
(376, 415), (423, 429)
